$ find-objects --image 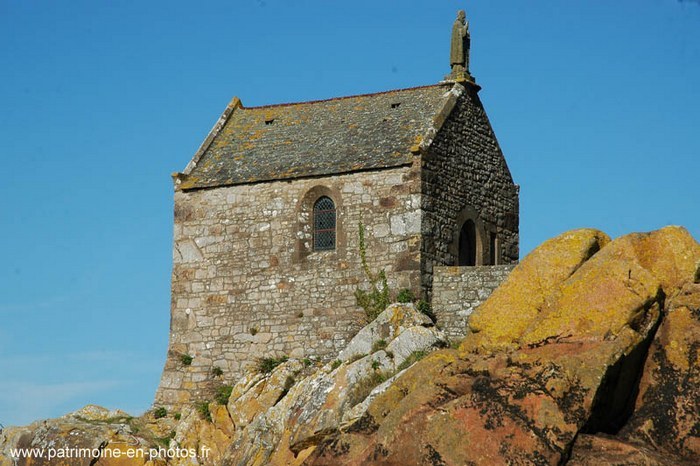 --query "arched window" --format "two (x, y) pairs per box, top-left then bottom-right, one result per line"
(313, 196), (336, 251)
